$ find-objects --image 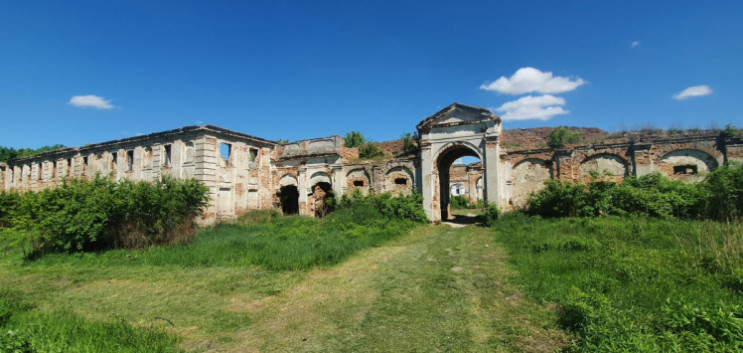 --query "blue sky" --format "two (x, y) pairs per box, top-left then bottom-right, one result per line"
(1, 1), (741, 149)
